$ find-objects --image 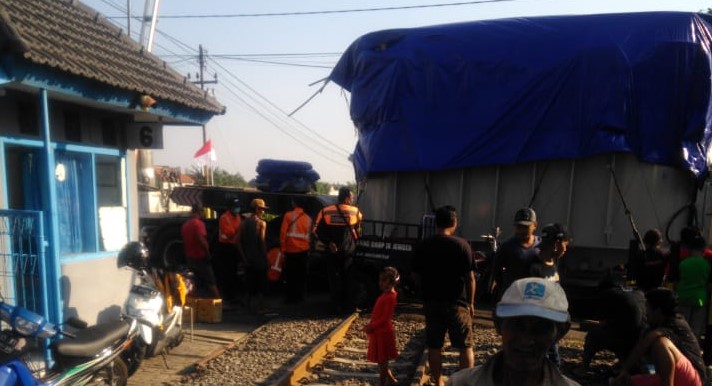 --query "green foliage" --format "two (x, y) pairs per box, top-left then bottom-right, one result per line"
(213, 168), (247, 187)
(187, 165), (207, 185)
(315, 181), (332, 194)
(313, 181), (357, 196)
(186, 166), (247, 187)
